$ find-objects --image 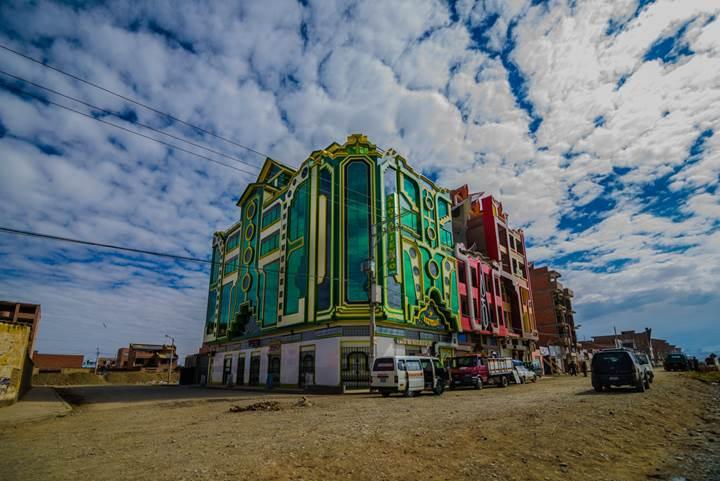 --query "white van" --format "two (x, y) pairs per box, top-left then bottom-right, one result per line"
(371, 356), (447, 397)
